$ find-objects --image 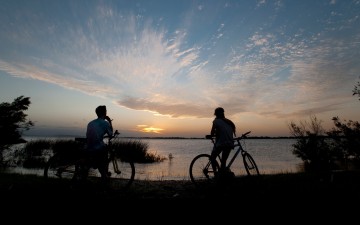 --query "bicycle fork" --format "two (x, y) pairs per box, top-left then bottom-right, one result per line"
(111, 159), (121, 175)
